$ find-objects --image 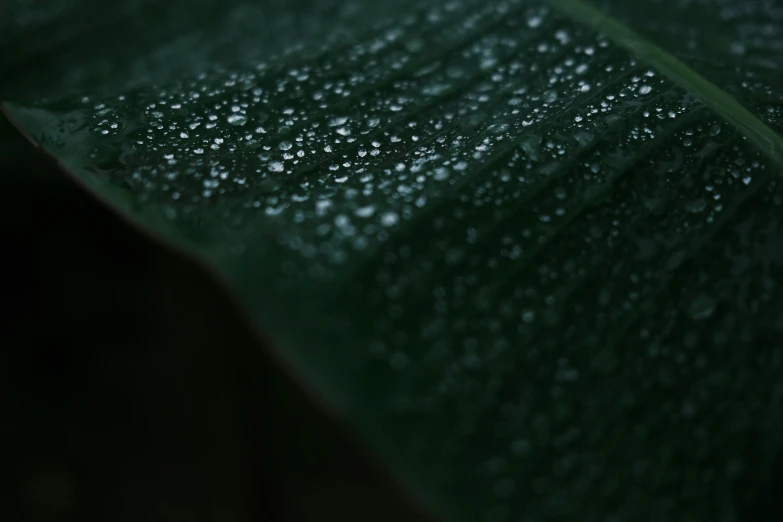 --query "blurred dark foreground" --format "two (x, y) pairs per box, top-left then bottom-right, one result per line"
(0, 119), (427, 522)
